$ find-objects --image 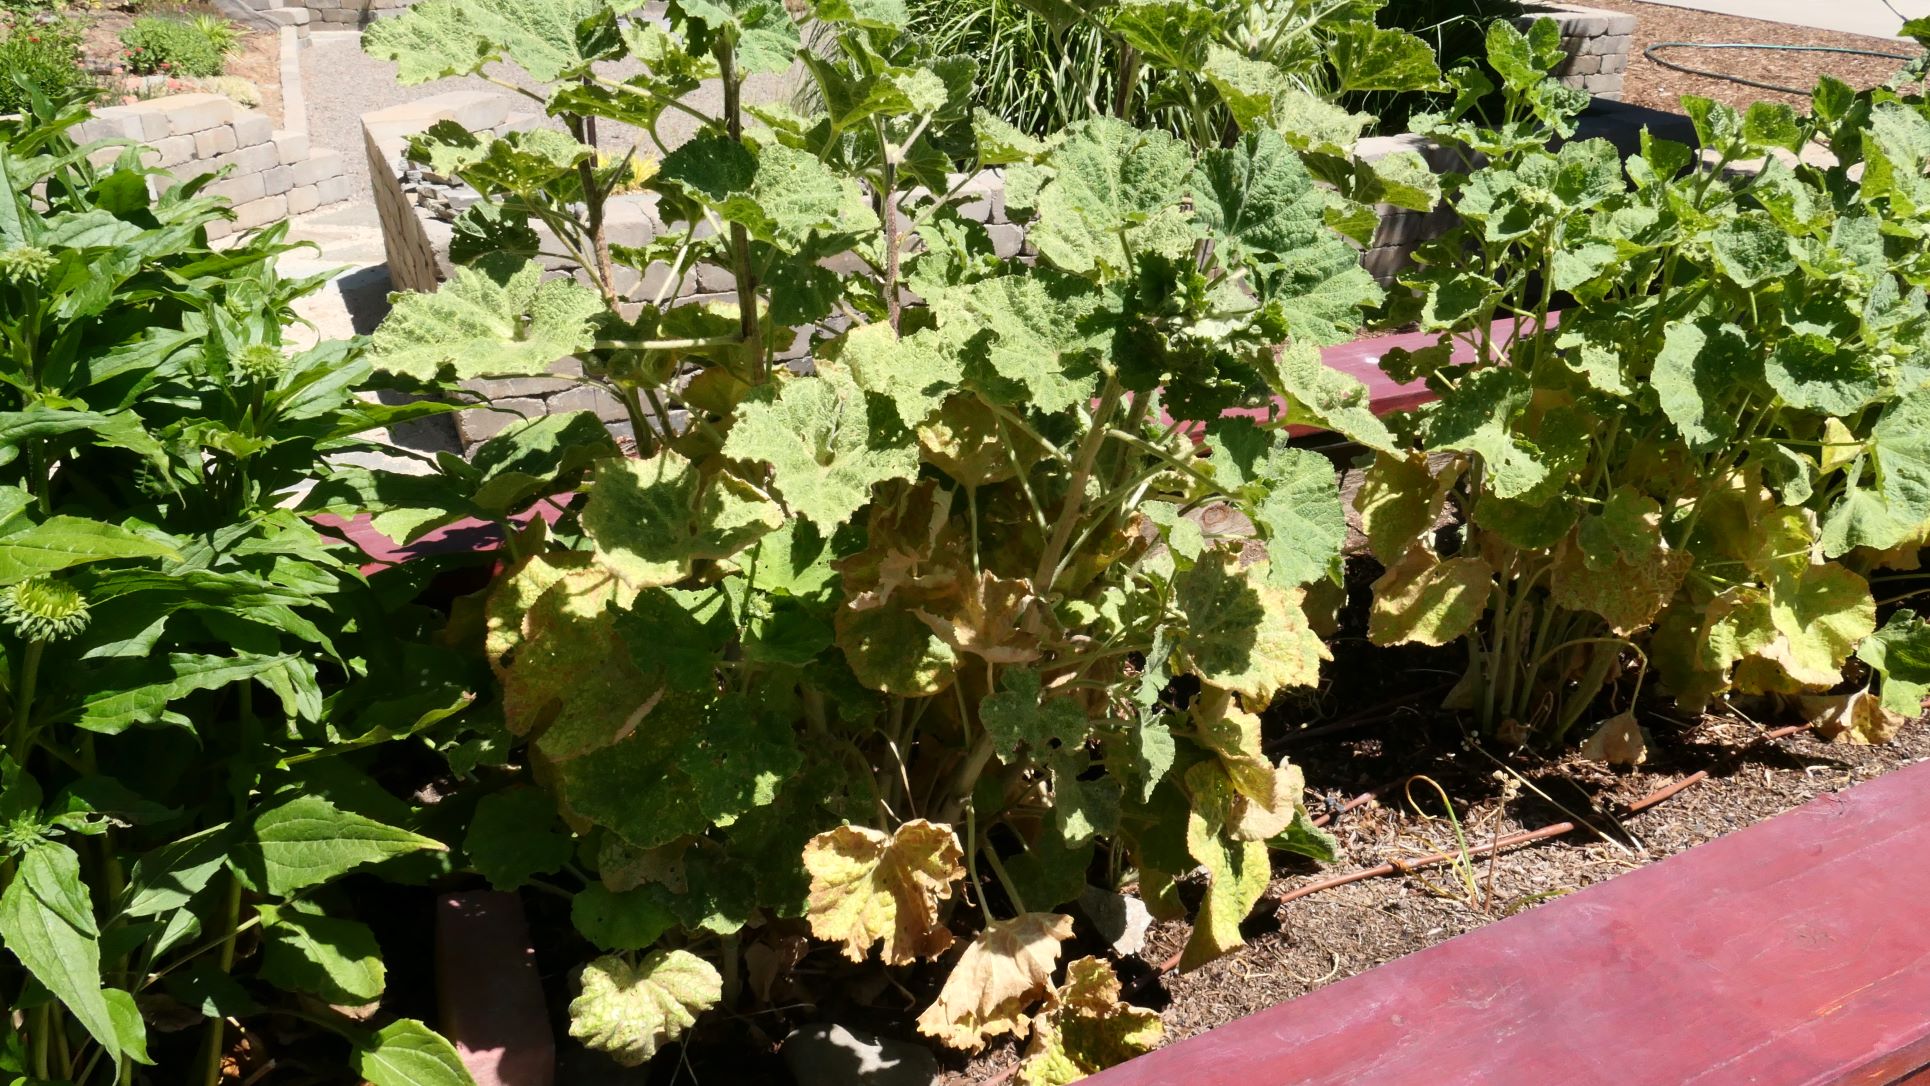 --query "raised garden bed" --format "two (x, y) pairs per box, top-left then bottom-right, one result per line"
(1088, 755), (1930, 1085)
